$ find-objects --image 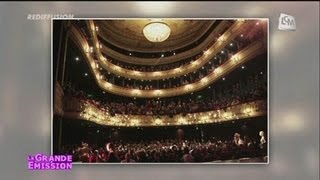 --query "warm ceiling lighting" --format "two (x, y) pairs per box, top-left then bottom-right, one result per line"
(143, 22), (171, 42)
